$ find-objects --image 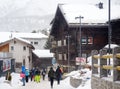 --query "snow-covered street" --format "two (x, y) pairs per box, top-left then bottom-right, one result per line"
(12, 77), (74, 89)
(0, 69), (91, 89)
(10, 79), (64, 89)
